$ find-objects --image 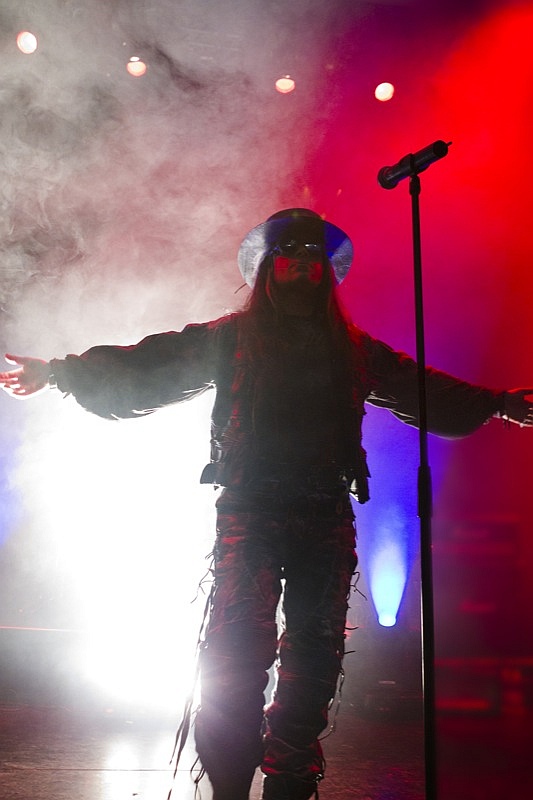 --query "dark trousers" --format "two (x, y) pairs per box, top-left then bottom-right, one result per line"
(194, 486), (358, 796)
